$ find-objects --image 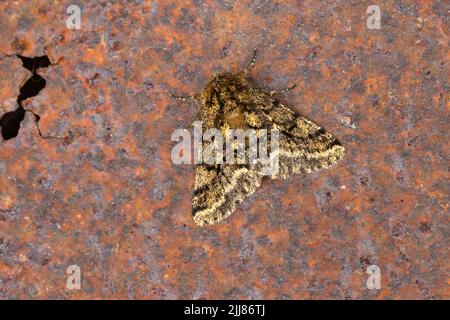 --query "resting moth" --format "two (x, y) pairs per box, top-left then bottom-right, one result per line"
(173, 51), (345, 226)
